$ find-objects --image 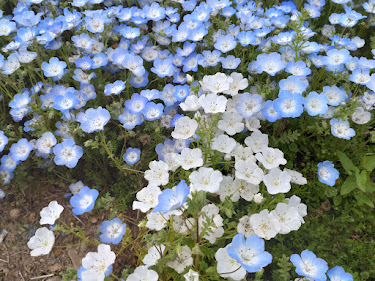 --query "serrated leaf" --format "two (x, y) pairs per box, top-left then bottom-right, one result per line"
(340, 174), (357, 195)
(337, 150), (357, 175)
(362, 155), (375, 172)
(354, 193), (374, 208)
(355, 170), (368, 192)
